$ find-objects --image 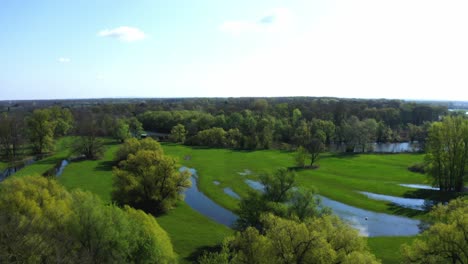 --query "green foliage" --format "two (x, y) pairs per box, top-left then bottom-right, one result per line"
(49, 106), (74, 137)
(112, 149), (191, 214)
(115, 119), (132, 142)
(425, 116), (468, 192)
(190, 127), (227, 147)
(216, 214), (380, 264)
(0, 176), (176, 264)
(401, 197), (468, 263)
(235, 168), (328, 230)
(295, 146), (308, 167)
(26, 108), (55, 154)
(170, 124), (187, 143)
(115, 137), (163, 162)
(72, 136), (105, 160)
(261, 168), (296, 203)
(0, 113), (24, 160)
